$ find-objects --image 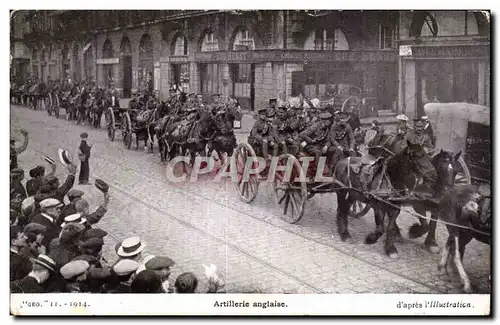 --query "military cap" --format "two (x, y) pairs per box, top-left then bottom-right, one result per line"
(60, 260), (90, 280)
(23, 223), (47, 235)
(145, 256), (175, 270)
(396, 114), (409, 122)
(79, 237), (104, 250)
(81, 228), (108, 241)
(72, 254), (98, 264)
(39, 198), (63, 209)
(113, 259), (140, 276)
(30, 254), (56, 272)
(319, 112), (333, 120)
(67, 189), (84, 200)
(413, 119), (425, 129)
(29, 166), (45, 178)
(10, 168), (24, 177)
(80, 132), (89, 139)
